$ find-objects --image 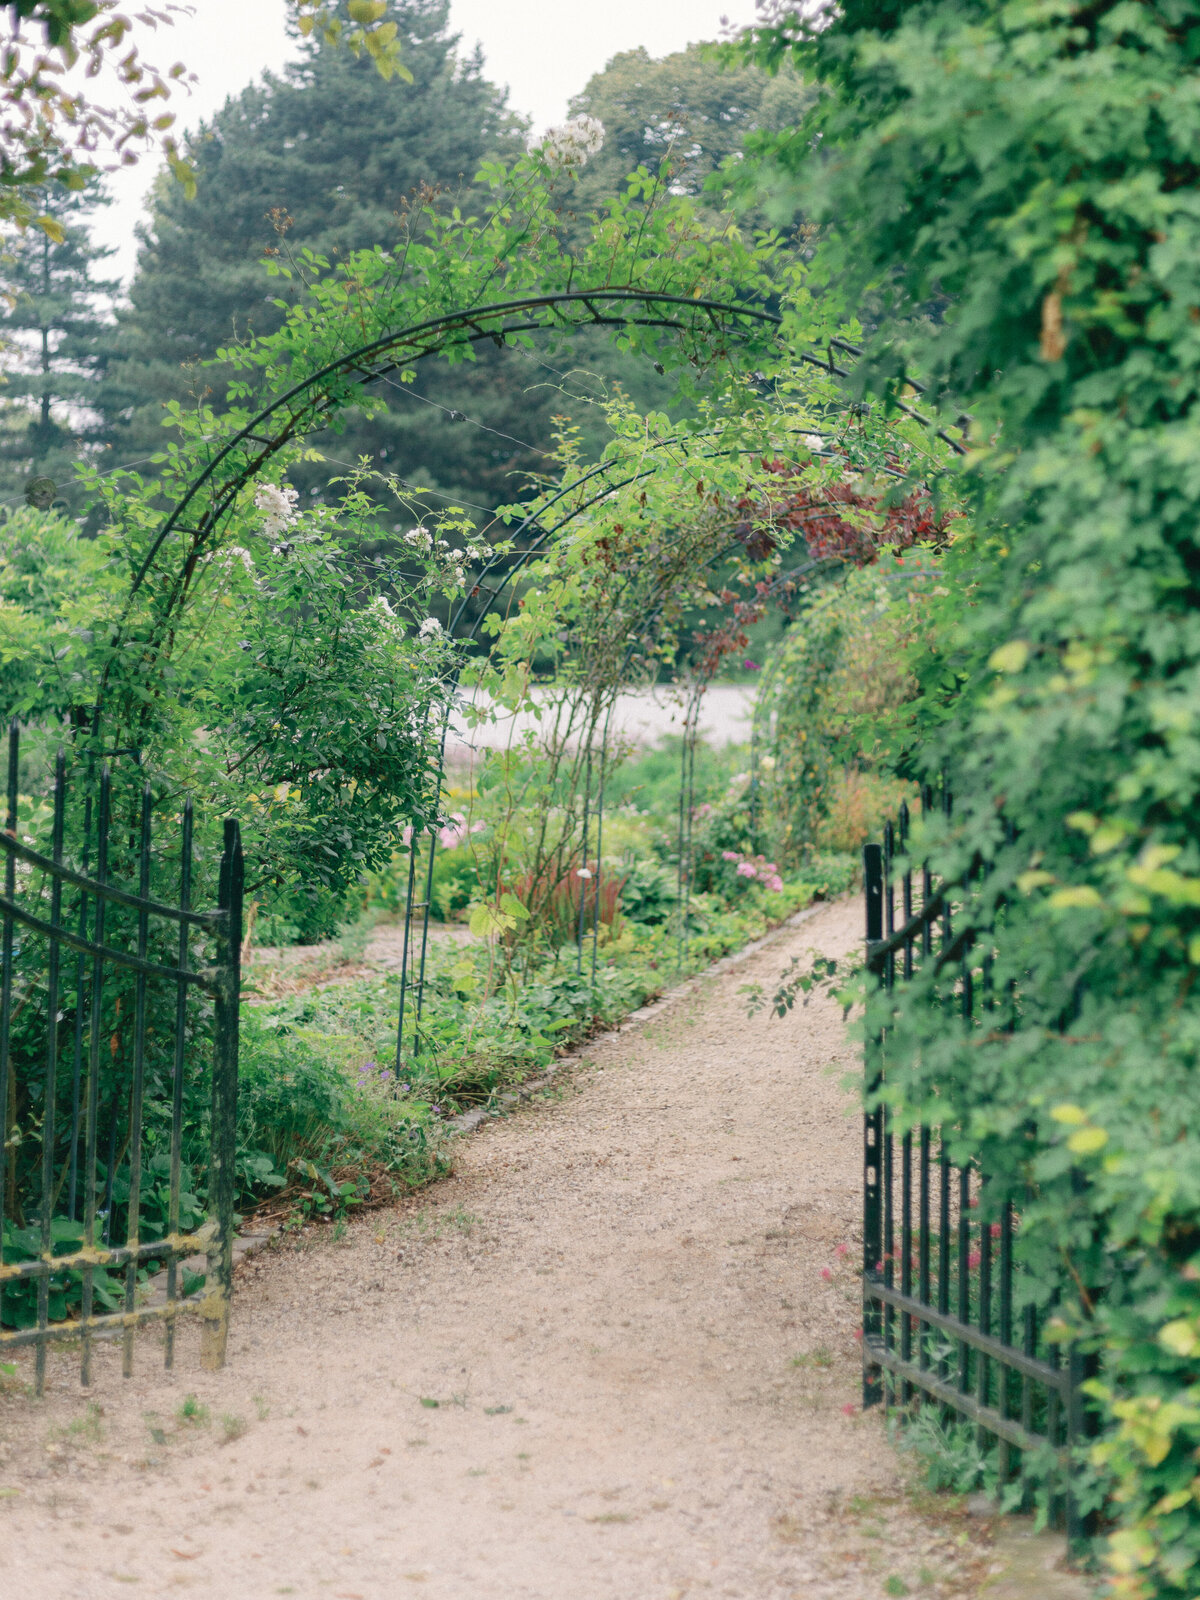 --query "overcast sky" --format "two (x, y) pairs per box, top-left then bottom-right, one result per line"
(90, 0), (759, 283)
